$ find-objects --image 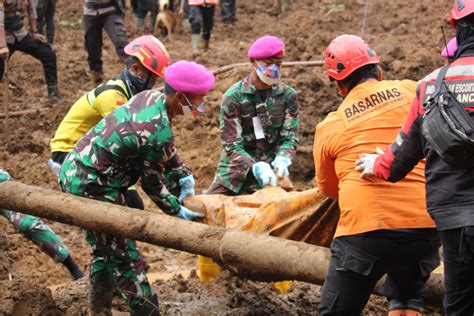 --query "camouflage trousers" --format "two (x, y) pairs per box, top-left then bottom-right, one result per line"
(1, 209), (70, 262)
(59, 182), (154, 310)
